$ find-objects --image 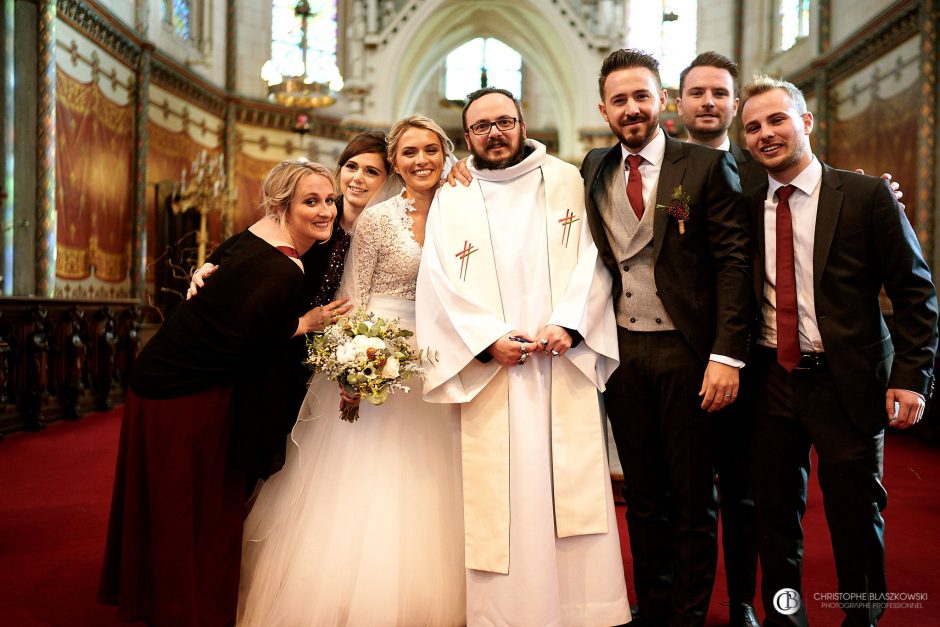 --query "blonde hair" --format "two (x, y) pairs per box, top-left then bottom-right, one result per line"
(386, 115), (455, 171)
(741, 74), (807, 114)
(258, 159), (336, 219)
